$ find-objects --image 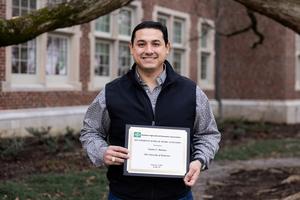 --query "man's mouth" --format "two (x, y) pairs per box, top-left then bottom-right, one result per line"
(142, 57), (157, 59)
